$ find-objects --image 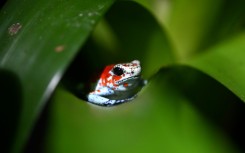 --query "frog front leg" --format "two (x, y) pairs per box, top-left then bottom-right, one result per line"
(87, 87), (116, 106)
(87, 87), (136, 106)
